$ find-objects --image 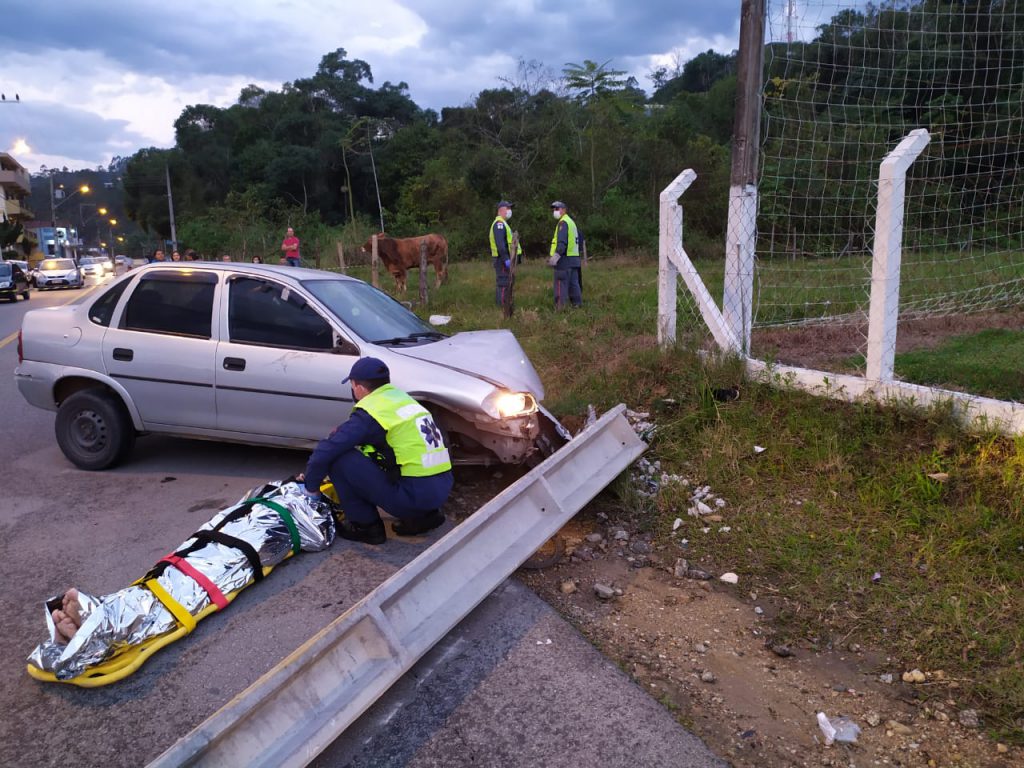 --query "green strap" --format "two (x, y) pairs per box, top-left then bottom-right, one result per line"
(250, 497), (301, 555)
